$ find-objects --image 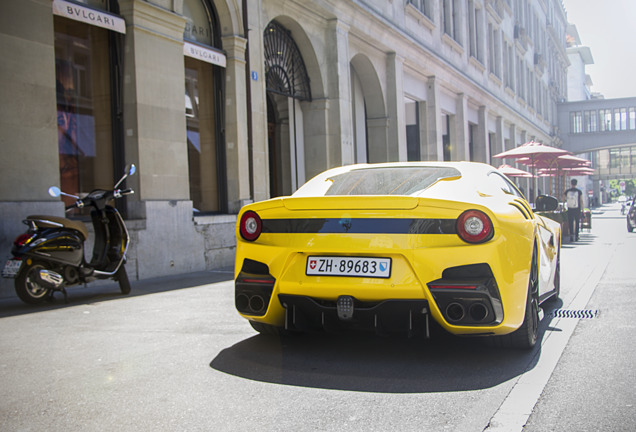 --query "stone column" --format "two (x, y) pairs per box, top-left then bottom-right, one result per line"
(303, 99), (330, 180)
(118, 0), (205, 278)
(474, 106), (489, 163)
(509, 124), (517, 149)
(424, 77), (443, 161)
(246, 0), (269, 203)
(0, 0), (63, 297)
(495, 116), (505, 158)
(119, 0), (189, 204)
(325, 18), (353, 168)
(387, 53), (407, 161)
(222, 35), (250, 213)
(367, 118), (390, 163)
(454, 93), (469, 161)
